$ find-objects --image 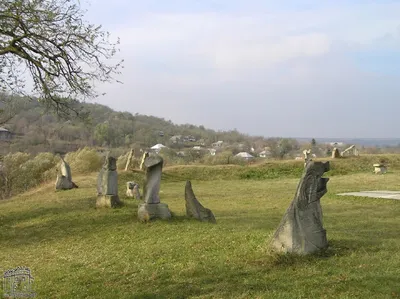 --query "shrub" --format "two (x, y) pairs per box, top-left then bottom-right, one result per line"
(64, 147), (102, 174)
(0, 152), (31, 198)
(117, 152), (129, 171)
(0, 152), (59, 199)
(19, 152), (59, 189)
